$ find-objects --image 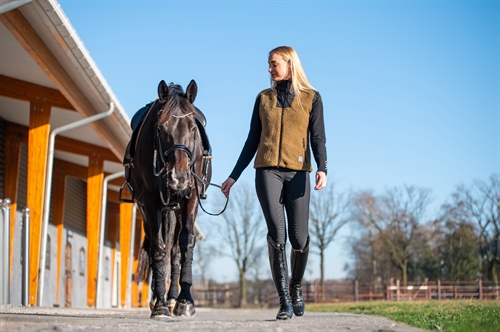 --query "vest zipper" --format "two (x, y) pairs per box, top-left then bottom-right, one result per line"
(277, 107), (285, 166)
